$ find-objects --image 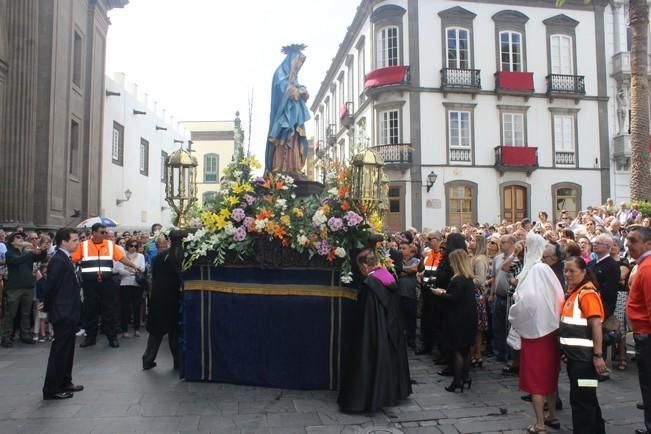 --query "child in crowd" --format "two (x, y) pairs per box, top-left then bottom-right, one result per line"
(34, 264), (52, 342)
